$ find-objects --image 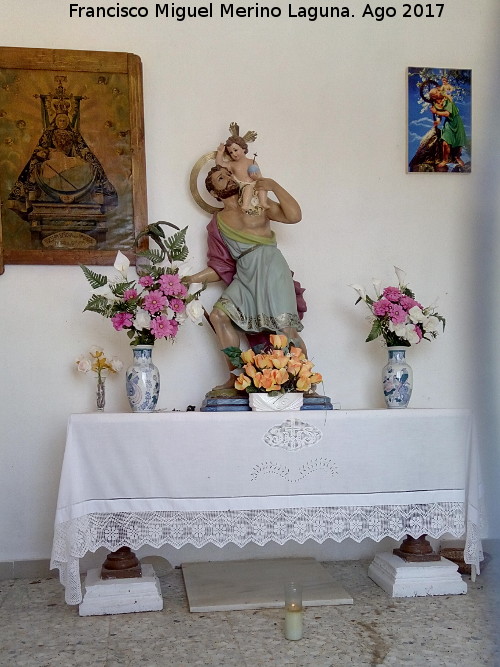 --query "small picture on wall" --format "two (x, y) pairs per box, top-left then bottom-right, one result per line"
(407, 67), (471, 173)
